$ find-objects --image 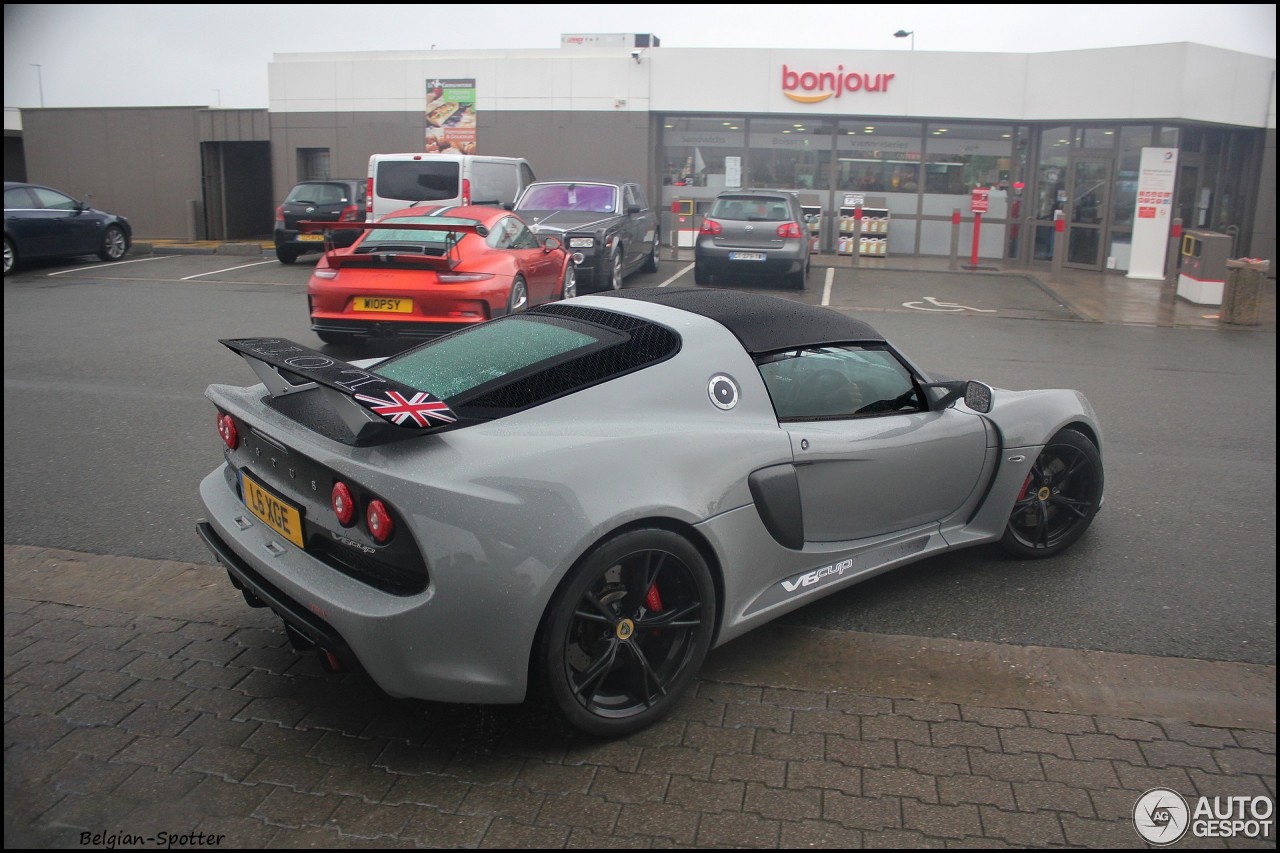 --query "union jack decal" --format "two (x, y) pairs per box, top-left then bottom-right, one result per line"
(354, 390), (457, 428)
